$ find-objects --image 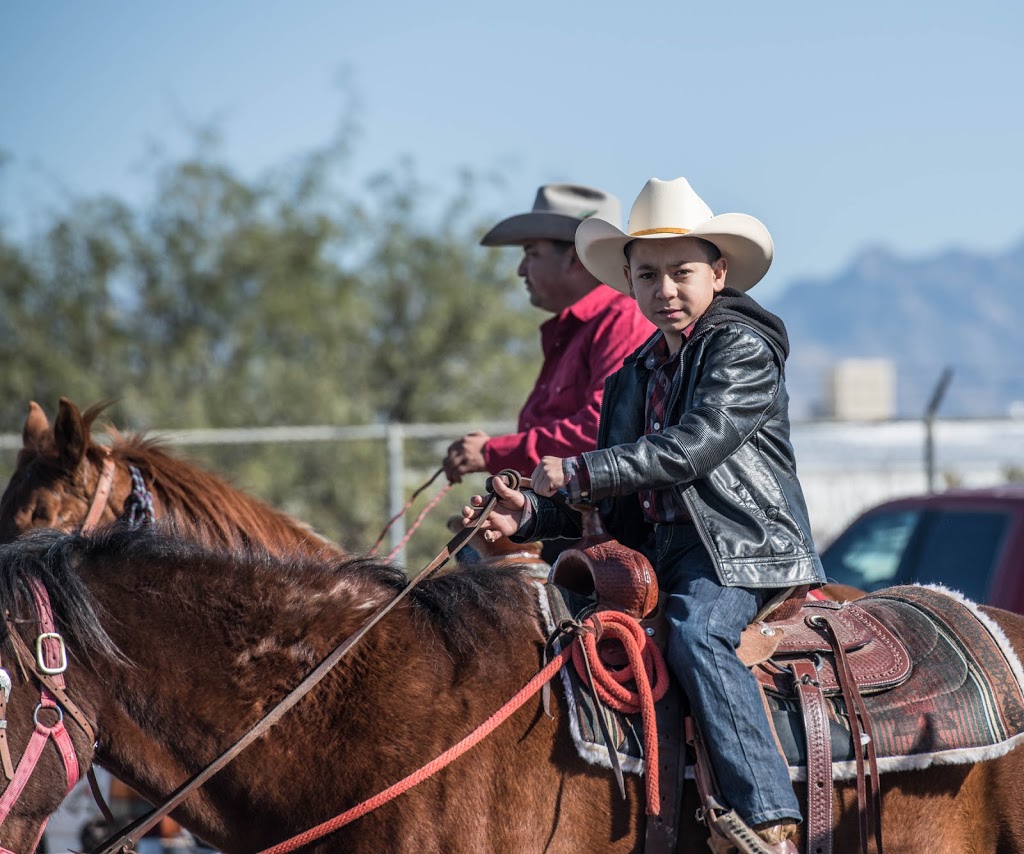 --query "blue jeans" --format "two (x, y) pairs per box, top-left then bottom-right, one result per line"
(655, 523), (801, 827)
